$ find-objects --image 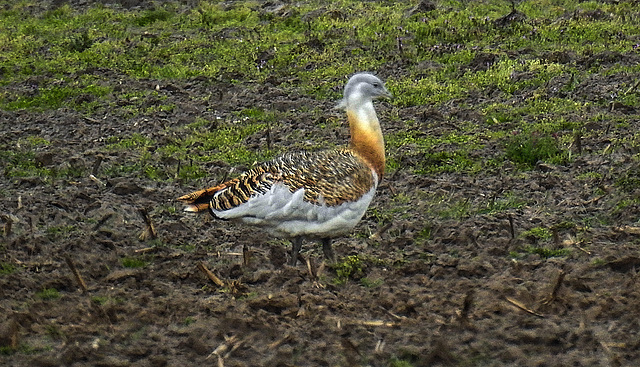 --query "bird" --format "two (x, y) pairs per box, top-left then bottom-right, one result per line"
(177, 72), (391, 266)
